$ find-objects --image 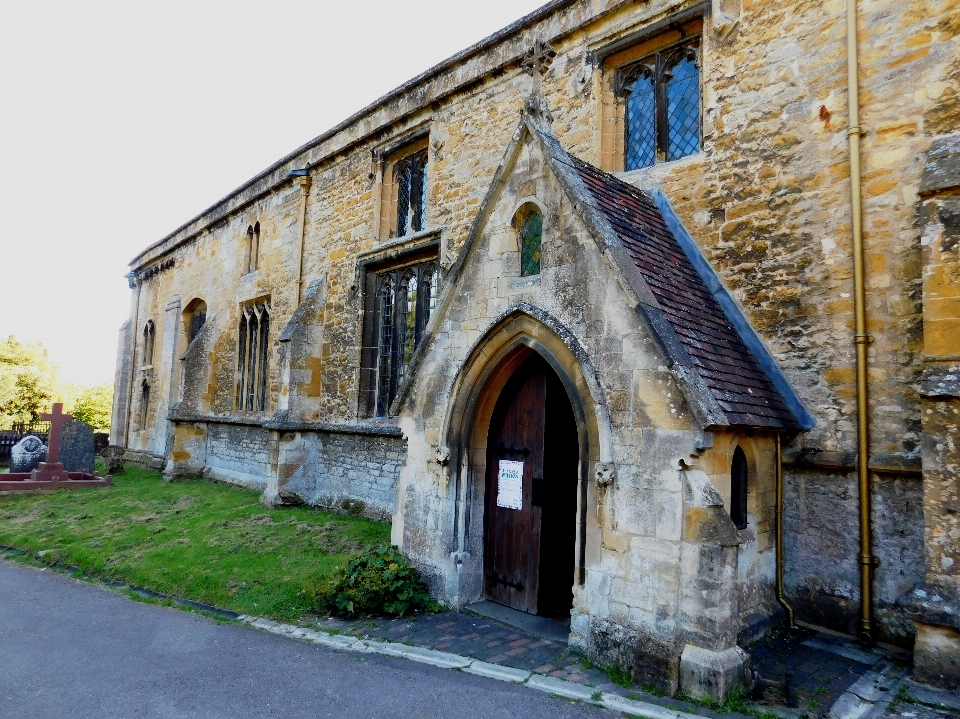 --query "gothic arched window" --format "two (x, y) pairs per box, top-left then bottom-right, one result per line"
(730, 446), (749, 530)
(235, 300), (271, 412)
(519, 209), (543, 277)
(142, 320), (156, 367)
(618, 39), (701, 170)
(368, 258), (439, 416)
